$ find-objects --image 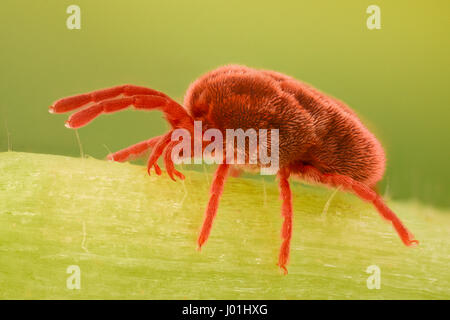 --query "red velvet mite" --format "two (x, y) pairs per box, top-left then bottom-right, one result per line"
(49, 65), (418, 274)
